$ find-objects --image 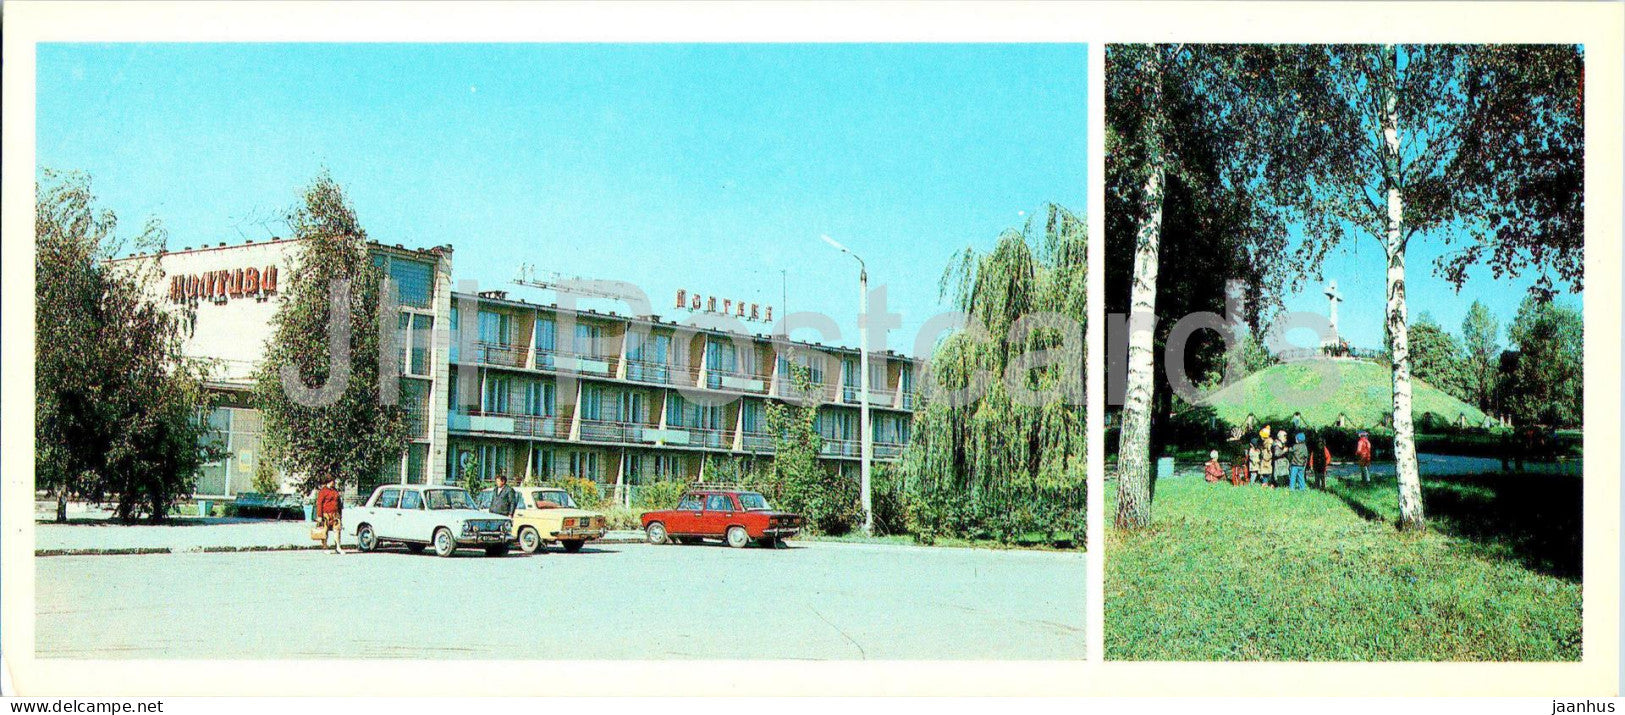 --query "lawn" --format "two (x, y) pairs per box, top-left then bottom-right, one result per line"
(1105, 471), (1581, 661)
